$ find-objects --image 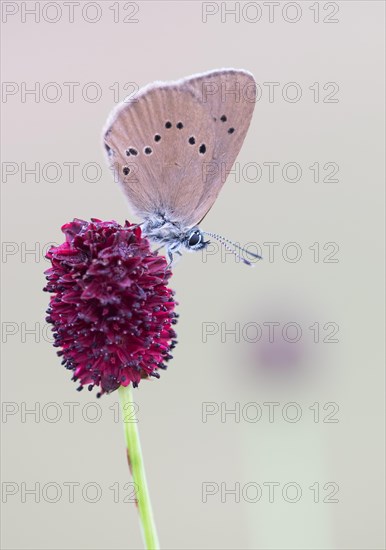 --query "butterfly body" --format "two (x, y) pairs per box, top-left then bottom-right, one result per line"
(103, 68), (257, 262)
(142, 214), (208, 261)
